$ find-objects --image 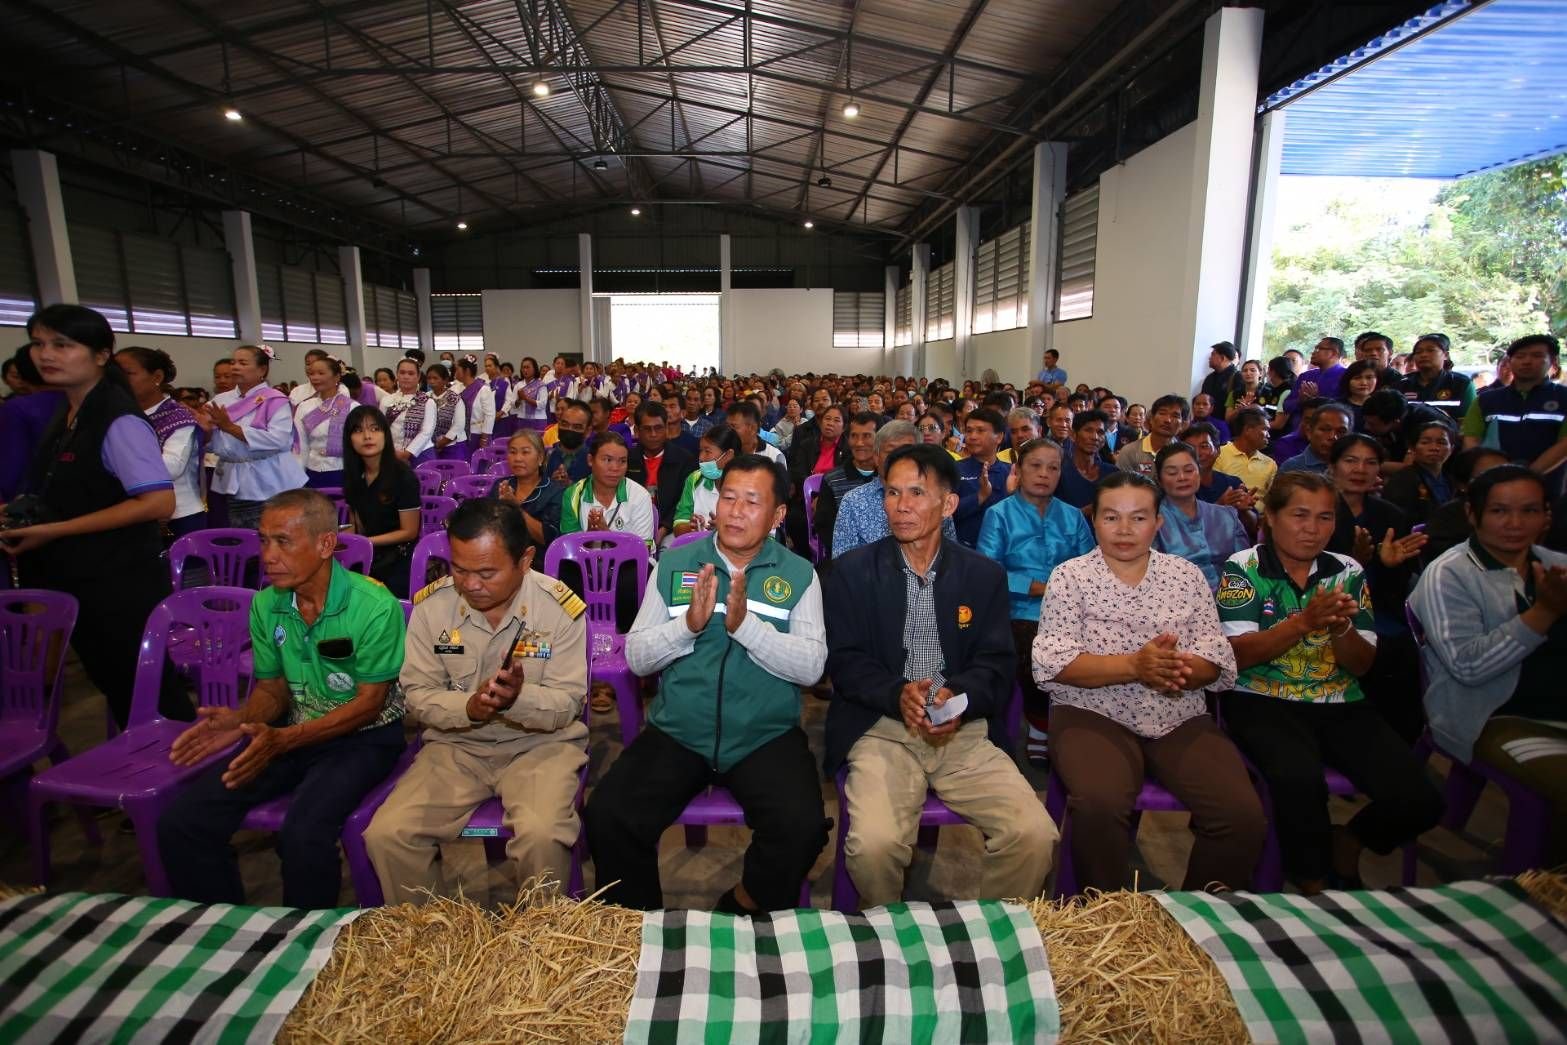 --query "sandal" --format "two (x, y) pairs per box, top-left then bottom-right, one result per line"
(590, 682), (615, 714)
